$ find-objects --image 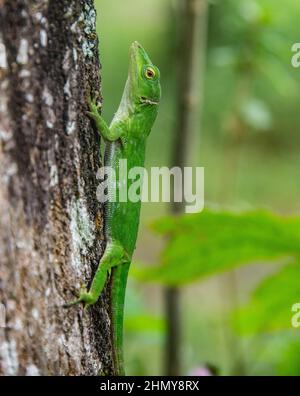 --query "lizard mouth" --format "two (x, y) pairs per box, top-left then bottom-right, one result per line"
(140, 96), (159, 106)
